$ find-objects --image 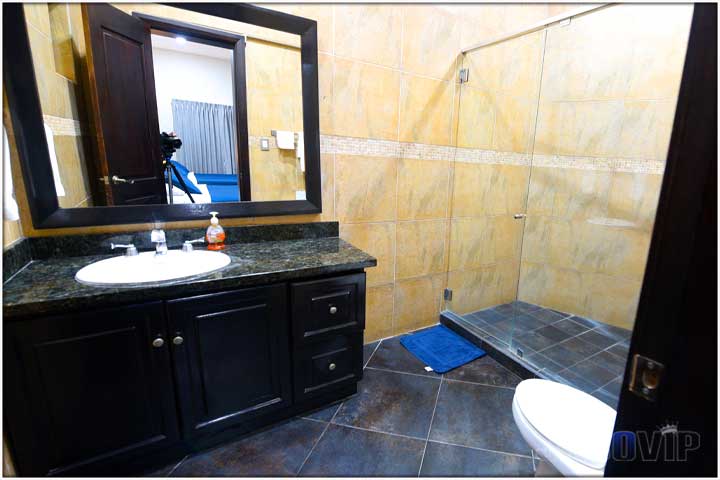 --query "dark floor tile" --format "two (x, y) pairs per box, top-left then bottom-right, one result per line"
(576, 329), (618, 349)
(540, 342), (589, 368)
(535, 324), (573, 343)
(588, 350), (627, 375)
(602, 377), (623, 397)
(525, 352), (565, 374)
(528, 308), (568, 325)
(430, 380), (531, 456)
(171, 418), (325, 476)
(444, 356), (521, 388)
(493, 302), (524, 316)
(568, 359), (619, 388)
(513, 329), (561, 353)
(490, 317), (517, 334)
(555, 369), (596, 394)
(303, 402), (342, 422)
(145, 458), (184, 477)
(592, 388), (620, 409)
(366, 337), (439, 377)
(469, 308), (508, 324)
(334, 368), (440, 439)
(420, 441), (534, 477)
(514, 313), (547, 332)
(512, 301), (544, 313)
(607, 342), (630, 358)
(541, 337), (602, 367)
(596, 324), (632, 342)
(363, 341), (380, 365)
(299, 424), (424, 477)
(552, 318), (591, 337)
(566, 315), (600, 329)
